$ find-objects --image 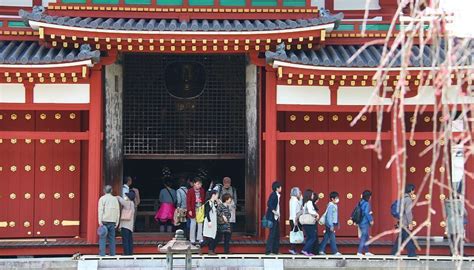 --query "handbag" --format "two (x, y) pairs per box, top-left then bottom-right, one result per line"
(261, 216), (273, 229)
(196, 204), (205, 223)
(319, 207), (328, 225)
(121, 202), (133, 221)
(289, 226), (304, 244)
(299, 203), (317, 225)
